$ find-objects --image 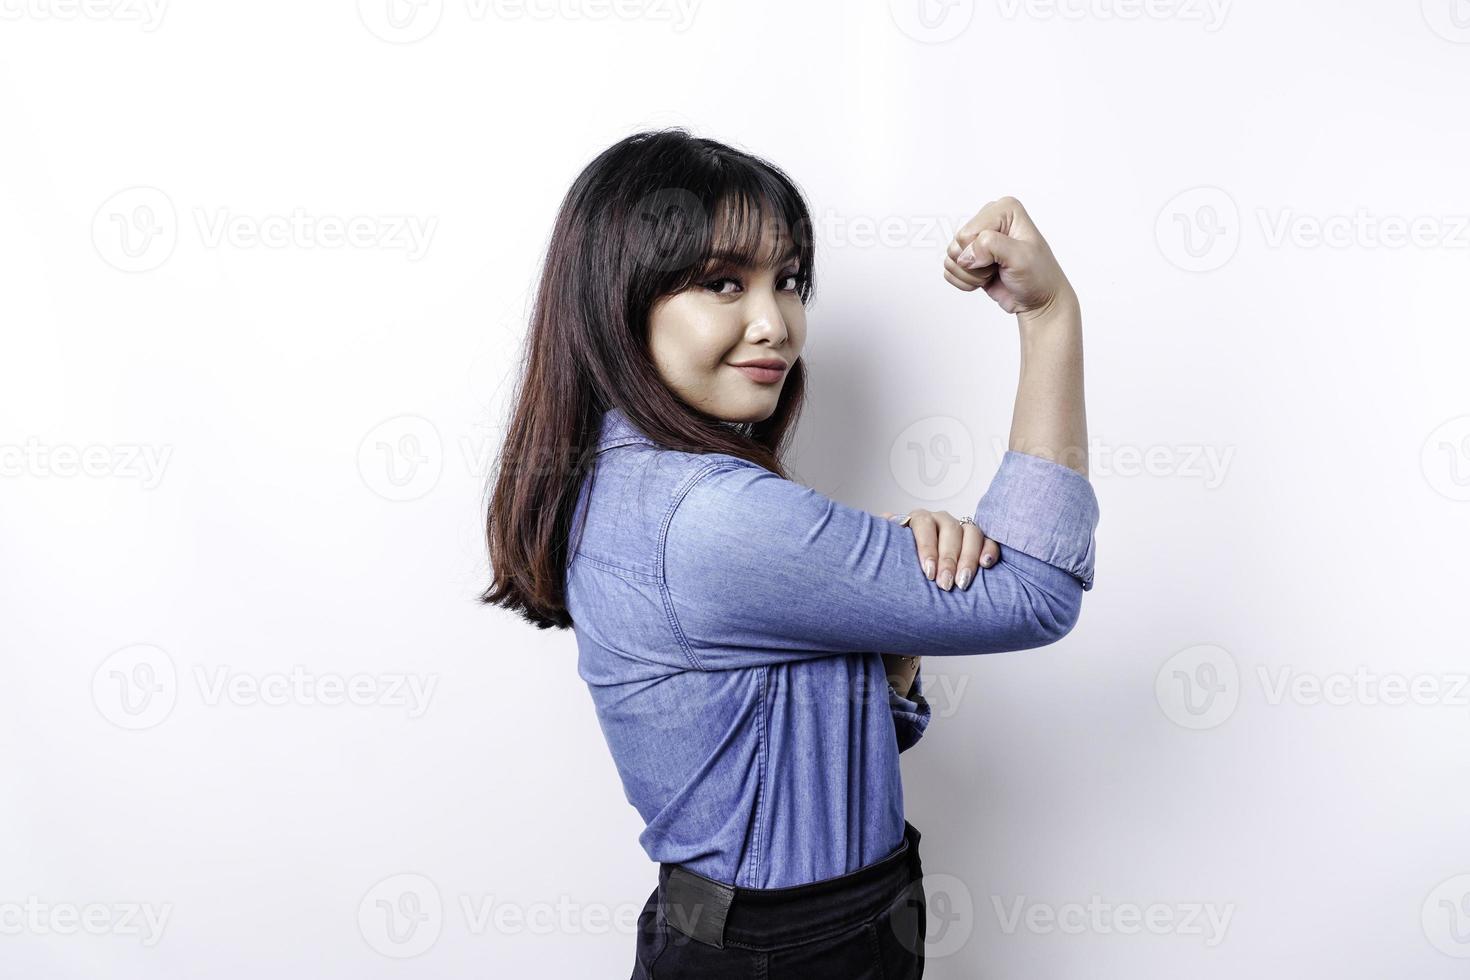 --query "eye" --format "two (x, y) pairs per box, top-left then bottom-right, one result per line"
(700, 276), (741, 296)
(778, 271), (800, 292)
